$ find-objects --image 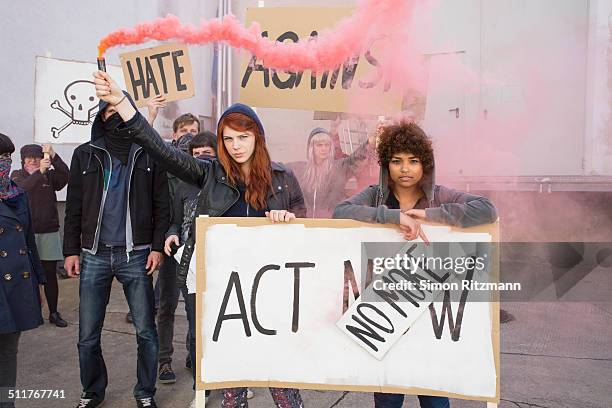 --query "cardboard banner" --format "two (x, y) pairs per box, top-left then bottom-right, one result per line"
(196, 218), (500, 403)
(239, 7), (405, 115)
(119, 43), (194, 108)
(34, 56), (126, 144)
